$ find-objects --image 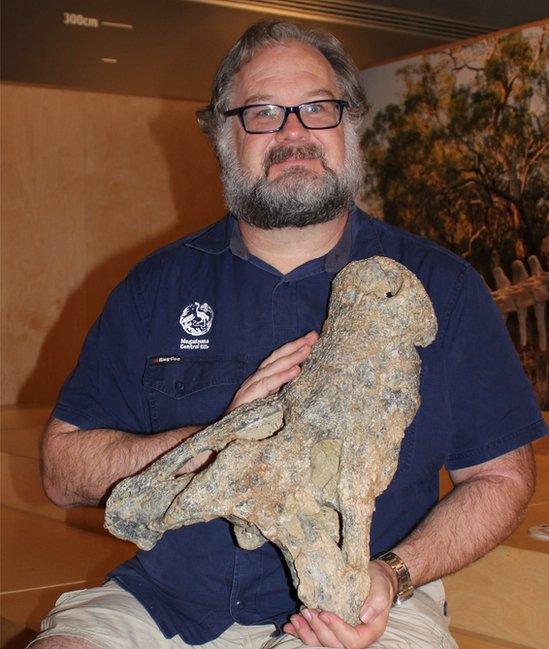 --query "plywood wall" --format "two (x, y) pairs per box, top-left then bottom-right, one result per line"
(1, 83), (225, 406)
